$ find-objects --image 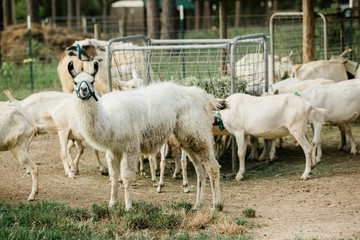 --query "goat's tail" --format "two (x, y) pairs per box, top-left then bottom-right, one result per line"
(3, 89), (18, 102)
(213, 98), (228, 111)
